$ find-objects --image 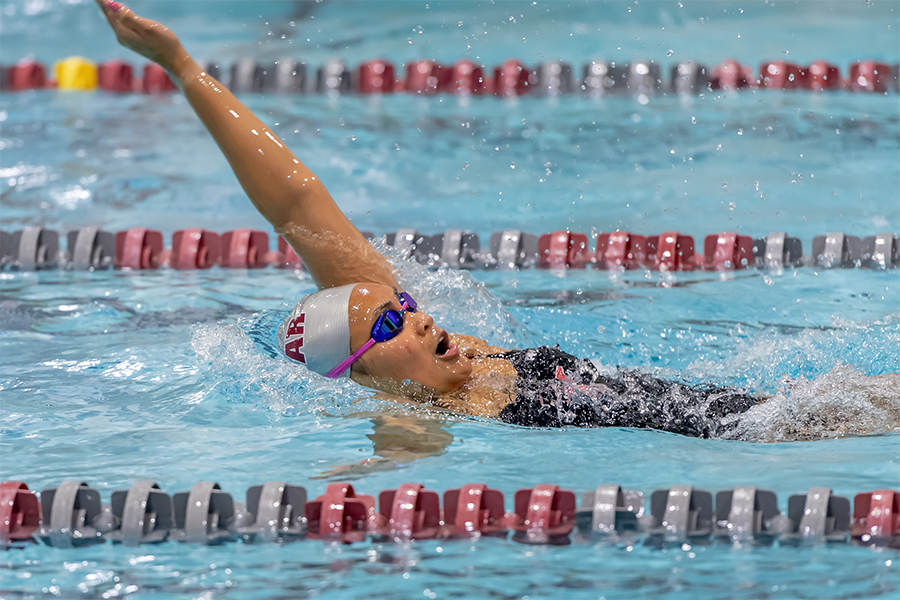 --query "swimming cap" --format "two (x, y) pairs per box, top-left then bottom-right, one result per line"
(277, 283), (356, 376)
